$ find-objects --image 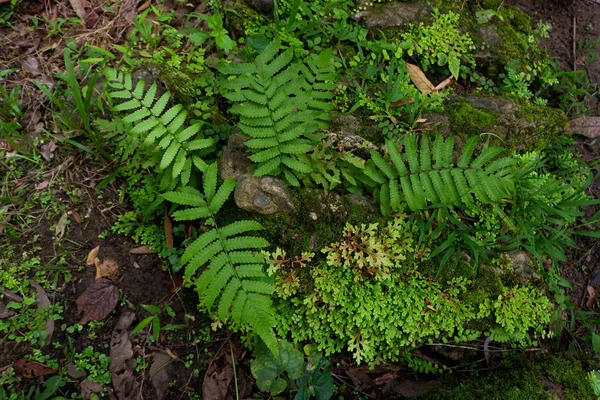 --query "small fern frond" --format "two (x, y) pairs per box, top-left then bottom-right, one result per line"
(104, 68), (214, 188)
(366, 134), (516, 211)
